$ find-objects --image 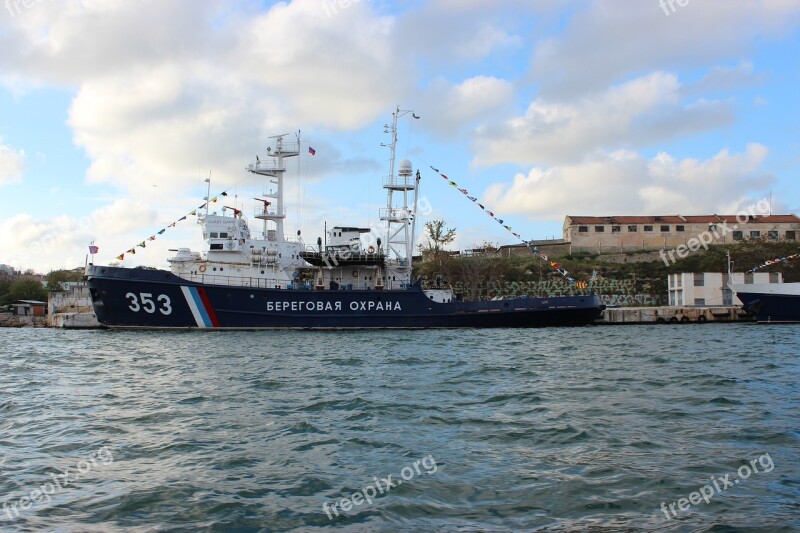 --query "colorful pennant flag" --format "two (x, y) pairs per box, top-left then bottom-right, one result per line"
(113, 186), (233, 261)
(429, 162), (579, 283)
(748, 253), (800, 272)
